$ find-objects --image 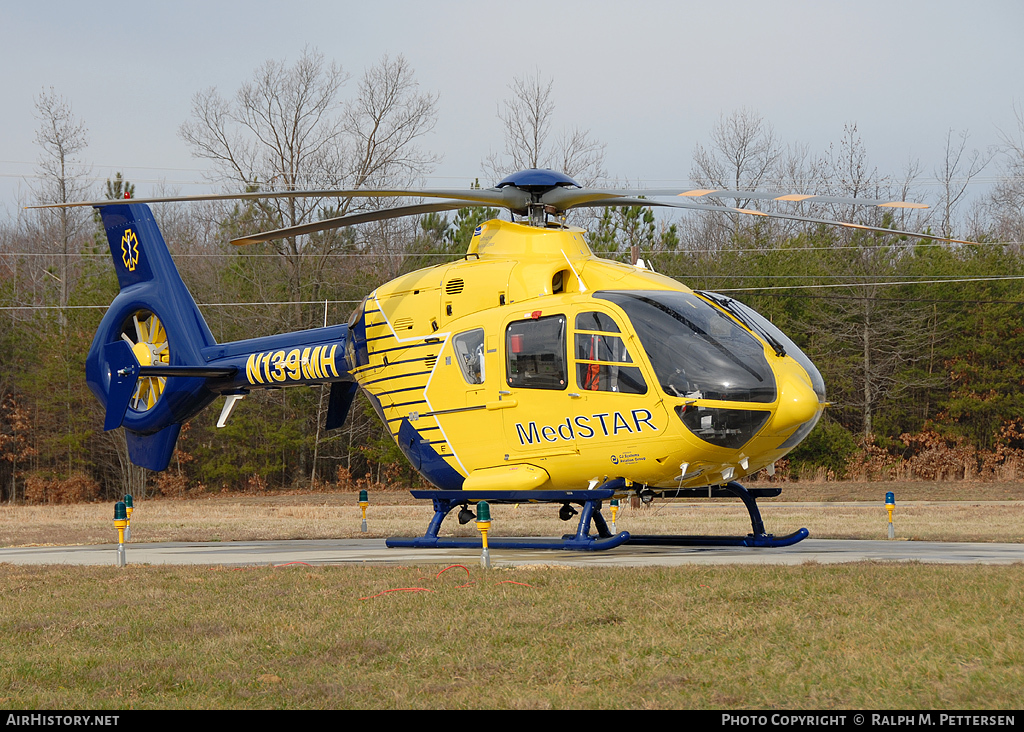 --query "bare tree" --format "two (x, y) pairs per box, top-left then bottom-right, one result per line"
(692, 108), (783, 199)
(342, 54), (441, 190)
(483, 70), (606, 186)
(32, 88), (92, 330)
(935, 129), (991, 240)
(988, 102), (1024, 248)
(773, 141), (827, 195)
(892, 156), (926, 234)
(179, 48), (440, 329)
(690, 108), (784, 247)
(820, 123), (892, 226)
